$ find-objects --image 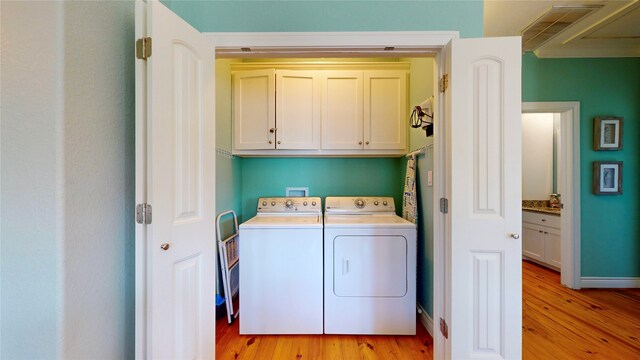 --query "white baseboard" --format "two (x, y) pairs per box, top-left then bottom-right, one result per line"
(580, 277), (640, 288)
(417, 303), (434, 337)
